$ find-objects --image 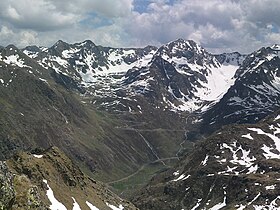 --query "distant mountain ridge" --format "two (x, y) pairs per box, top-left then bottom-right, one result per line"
(2, 39), (280, 208)
(20, 39), (246, 114)
(2, 38), (280, 153)
(2, 39), (280, 144)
